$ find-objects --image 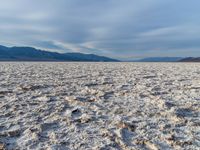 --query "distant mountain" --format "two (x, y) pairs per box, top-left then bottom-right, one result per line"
(179, 57), (200, 62)
(0, 45), (119, 62)
(137, 57), (183, 62)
